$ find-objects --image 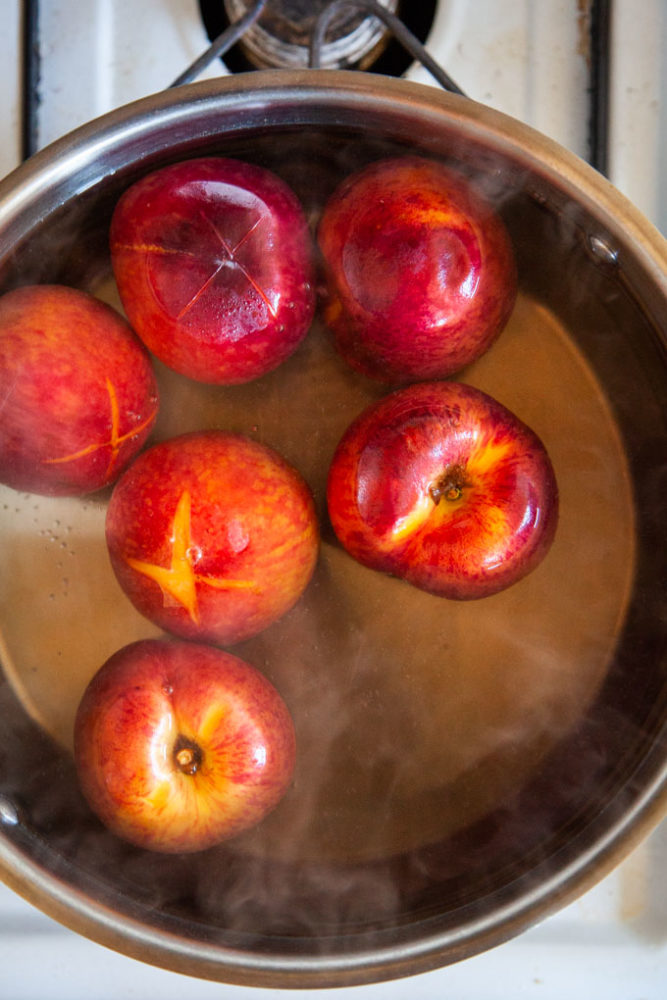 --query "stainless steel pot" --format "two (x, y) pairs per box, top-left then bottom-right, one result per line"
(0, 70), (665, 988)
